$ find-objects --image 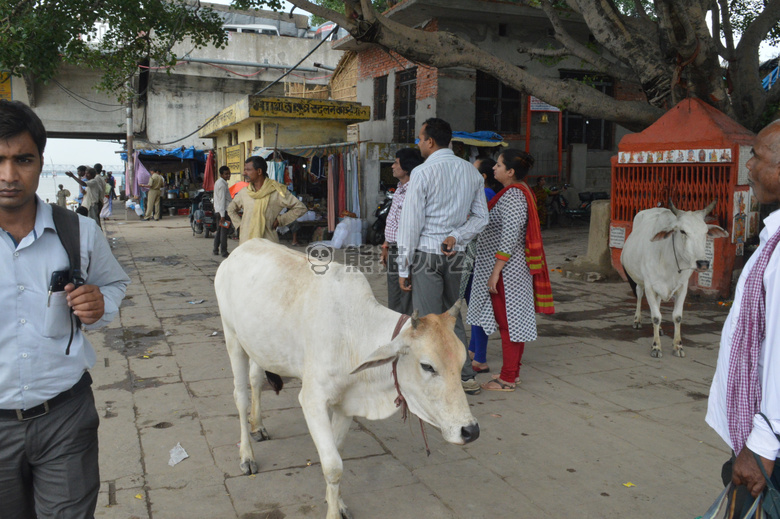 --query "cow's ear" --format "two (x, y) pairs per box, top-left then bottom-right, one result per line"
(351, 343), (408, 374)
(707, 225), (729, 239)
(651, 229), (674, 241)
